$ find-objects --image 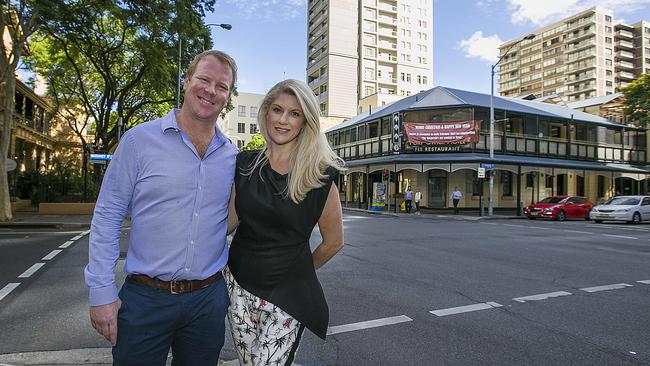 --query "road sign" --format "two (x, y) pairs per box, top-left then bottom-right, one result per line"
(482, 163), (495, 169)
(477, 167), (485, 178)
(90, 154), (112, 163)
